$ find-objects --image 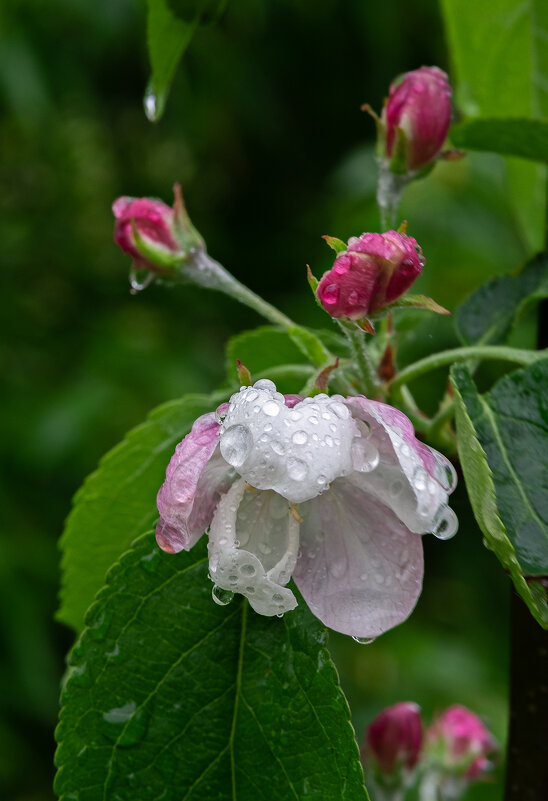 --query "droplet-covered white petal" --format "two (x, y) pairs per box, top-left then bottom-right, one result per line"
(294, 477), (424, 638)
(207, 478), (300, 616)
(219, 381), (357, 503)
